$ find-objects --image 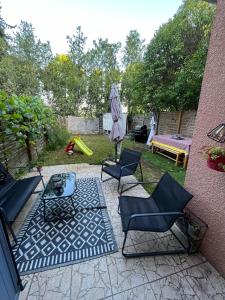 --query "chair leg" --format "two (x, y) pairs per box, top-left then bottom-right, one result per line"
(117, 178), (121, 193)
(4, 216), (17, 244)
(139, 163), (143, 181)
(8, 222), (18, 244)
(122, 231), (128, 256)
(101, 168), (115, 183)
(117, 203), (120, 215)
(101, 165), (104, 181)
(122, 230), (189, 258)
(41, 177), (45, 188)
